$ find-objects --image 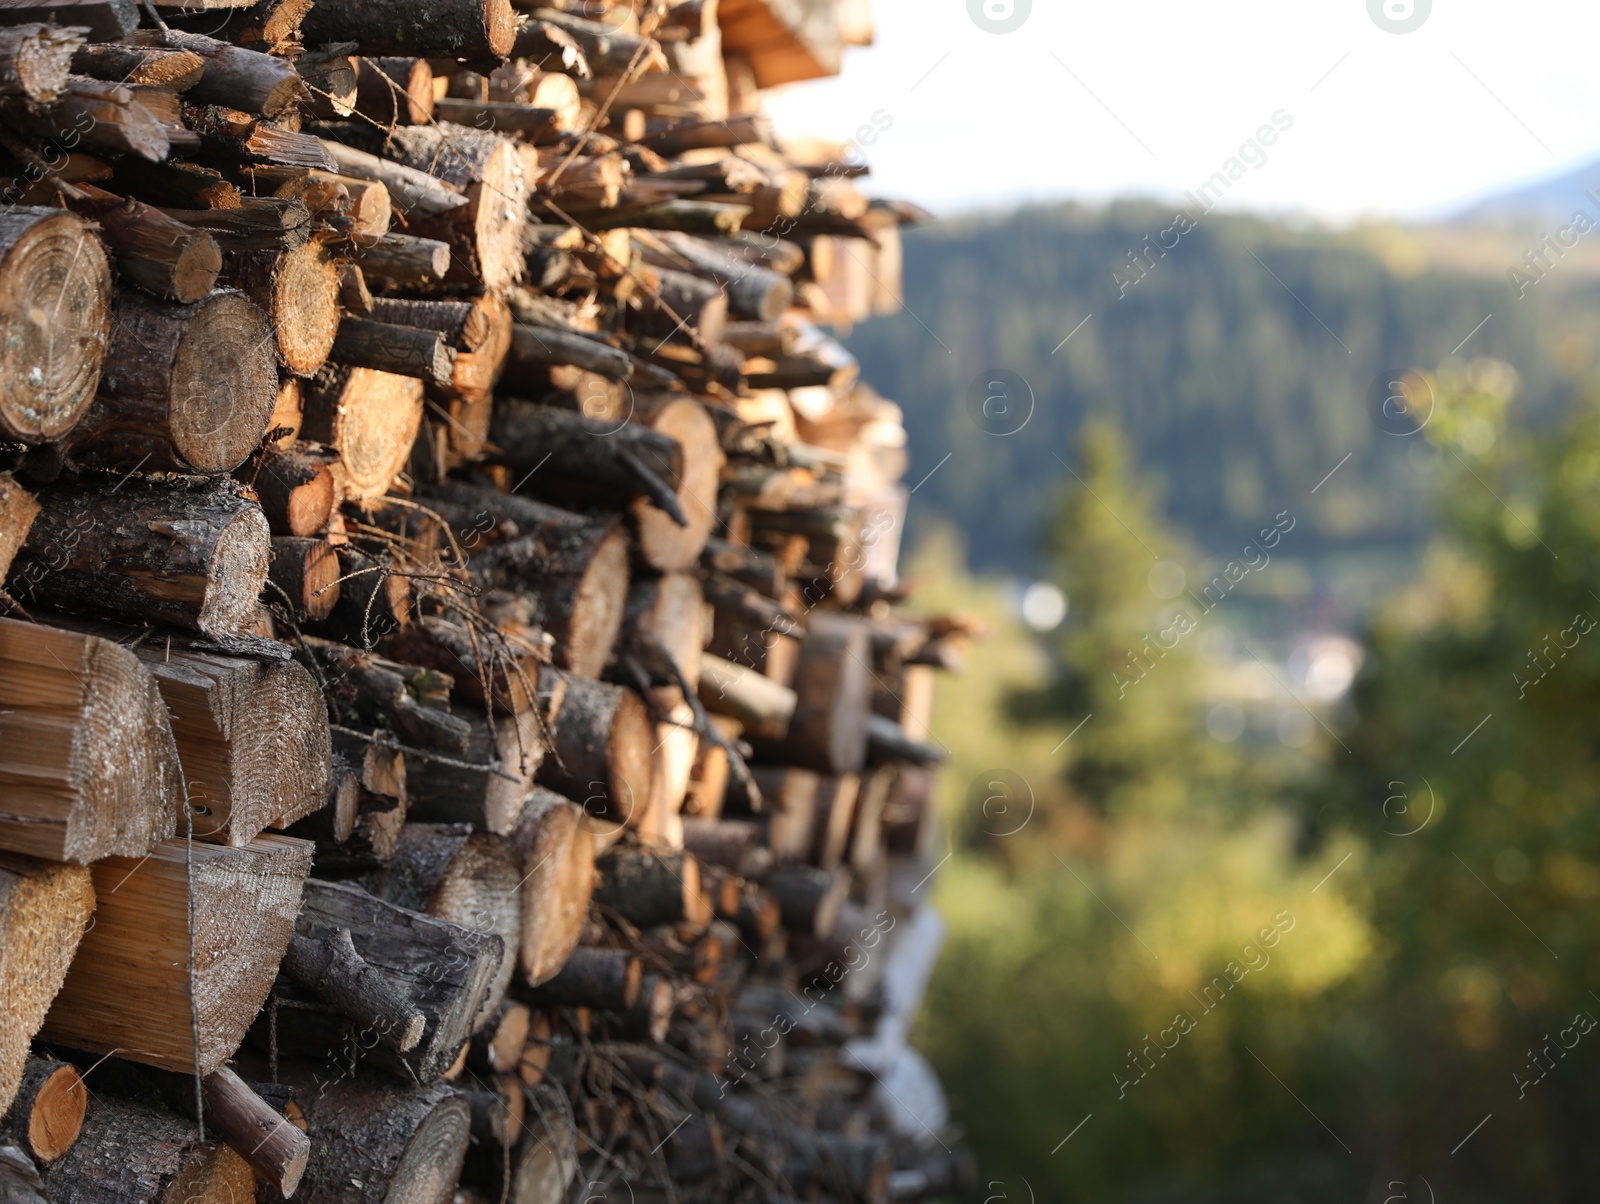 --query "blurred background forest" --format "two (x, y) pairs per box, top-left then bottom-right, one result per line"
(850, 194), (1600, 1201)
